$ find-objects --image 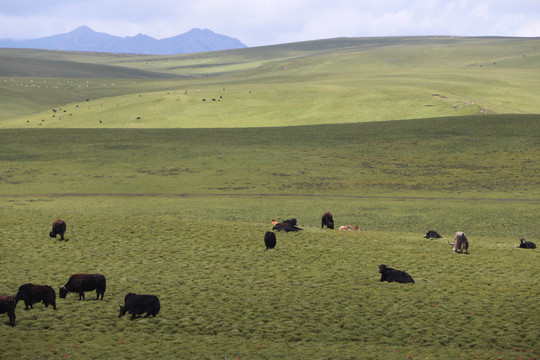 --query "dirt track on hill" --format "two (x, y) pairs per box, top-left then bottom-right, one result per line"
(1, 193), (538, 202)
